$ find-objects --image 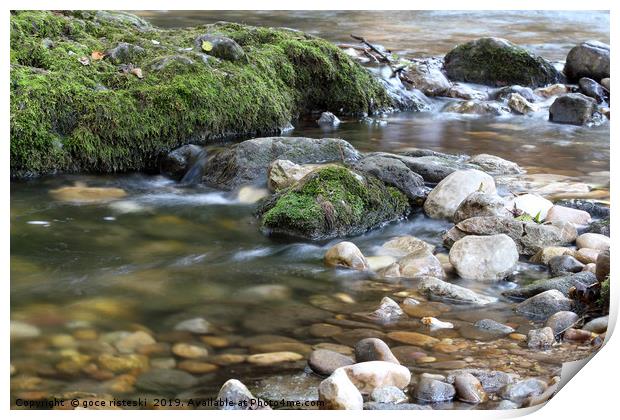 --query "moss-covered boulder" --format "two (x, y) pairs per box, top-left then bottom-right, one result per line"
(10, 11), (391, 177)
(444, 37), (562, 88)
(258, 166), (410, 240)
